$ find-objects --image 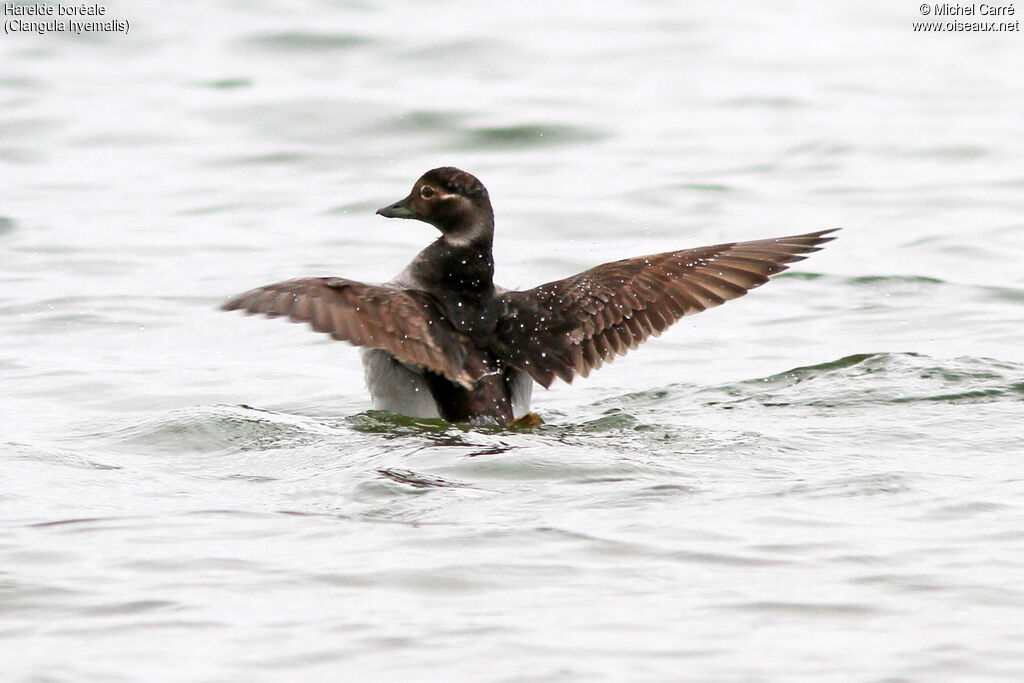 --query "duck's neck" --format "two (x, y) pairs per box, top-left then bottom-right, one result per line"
(412, 234), (495, 298)
(440, 209), (495, 250)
